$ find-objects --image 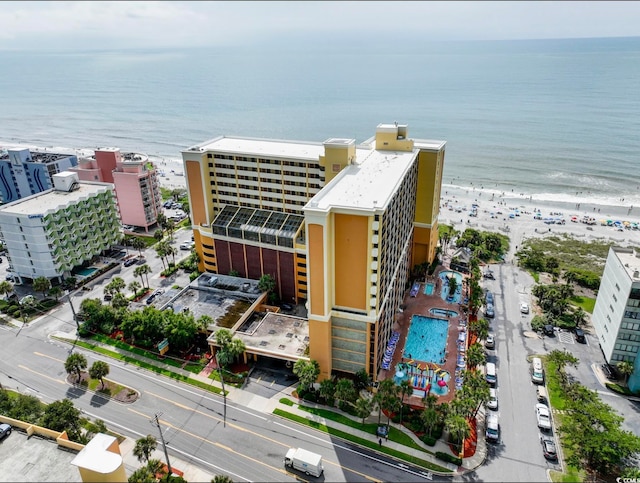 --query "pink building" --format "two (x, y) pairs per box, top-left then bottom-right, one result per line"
(71, 148), (163, 232)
